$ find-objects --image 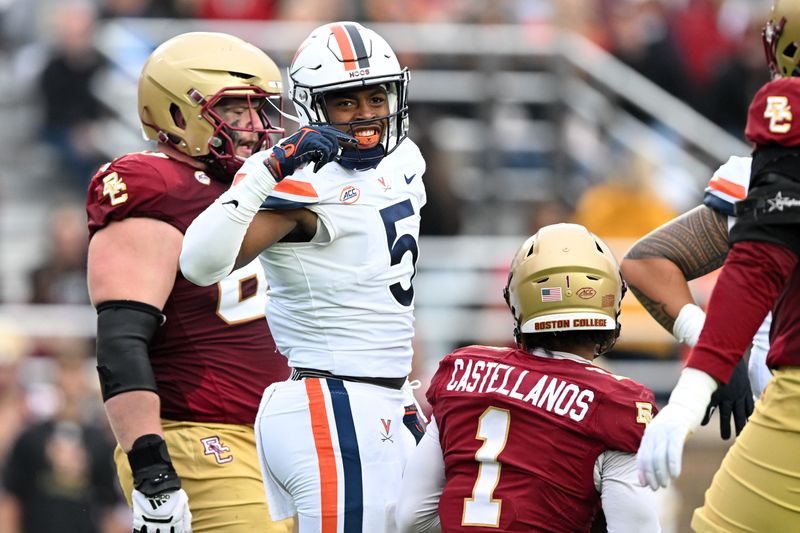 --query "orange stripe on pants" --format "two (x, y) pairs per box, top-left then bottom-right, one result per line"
(306, 379), (338, 533)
